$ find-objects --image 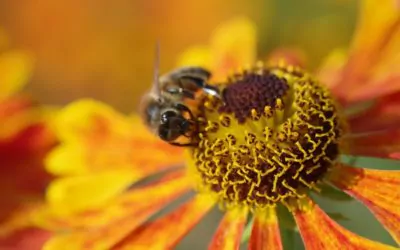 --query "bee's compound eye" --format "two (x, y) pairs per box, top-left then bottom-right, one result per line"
(158, 124), (181, 142)
(160, 110), (178, 124)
